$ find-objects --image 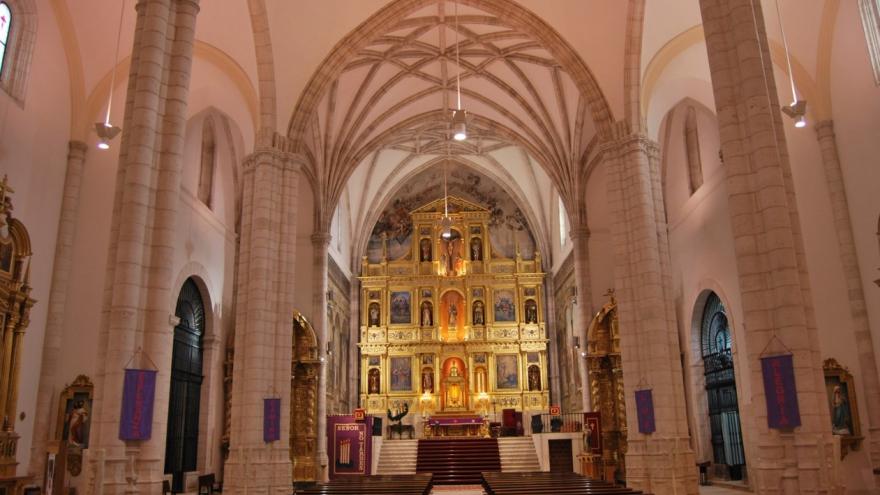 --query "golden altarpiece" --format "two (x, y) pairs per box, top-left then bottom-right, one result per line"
(358, 197), (549, 421)
(0, 178), (36, 492)
(586, 291), (627, 482)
